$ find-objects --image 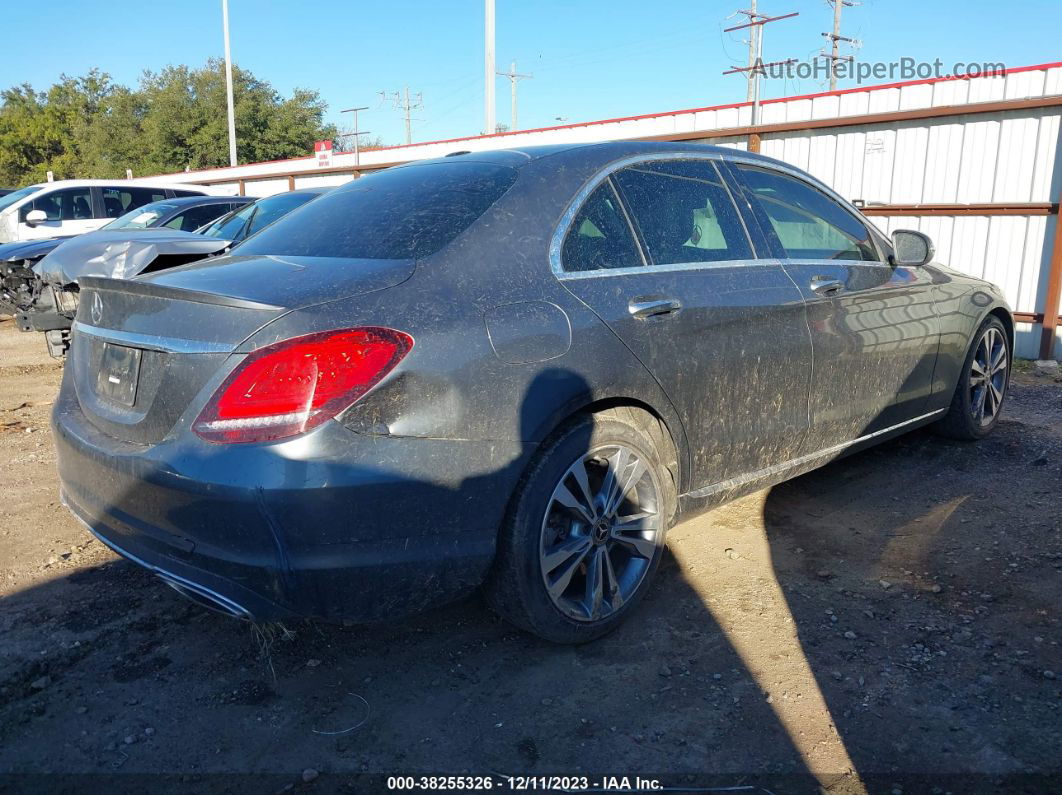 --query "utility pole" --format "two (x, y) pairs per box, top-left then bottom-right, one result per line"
(484, 0), (496, 134)
(496, 61), (532, 130)
(339, 106), (370, 167)
(380, 88), (423, 146)
(723, 9), (799, 127)
(221, 0), (238, 167)
(821, 0), (858, 91)
(745, 0), (757, 101)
